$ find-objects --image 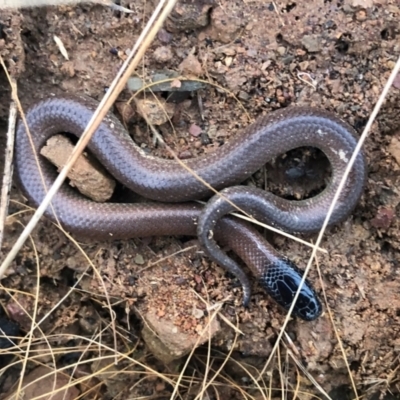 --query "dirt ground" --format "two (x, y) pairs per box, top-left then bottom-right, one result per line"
(1, 0), (400, 399)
